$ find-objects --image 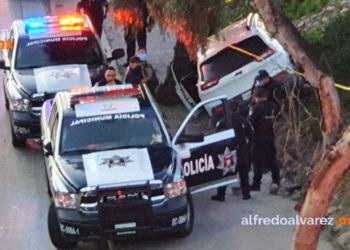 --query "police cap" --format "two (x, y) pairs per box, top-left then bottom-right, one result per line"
(255, 69), (269, 81)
